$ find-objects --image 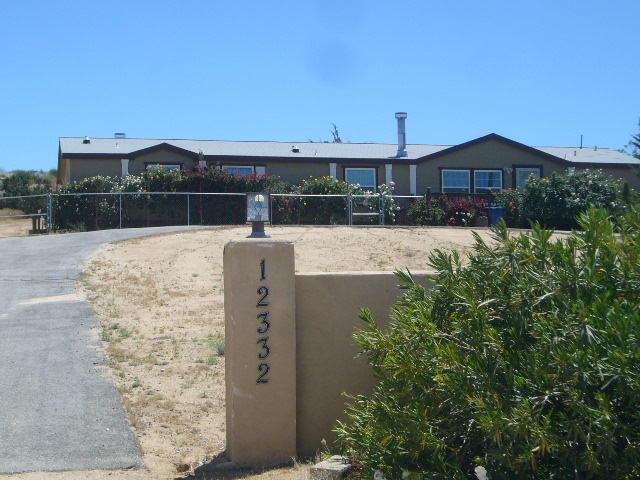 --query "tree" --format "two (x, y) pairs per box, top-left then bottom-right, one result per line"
(627, 118), (640, 159)
(331, 123), (342, 143)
